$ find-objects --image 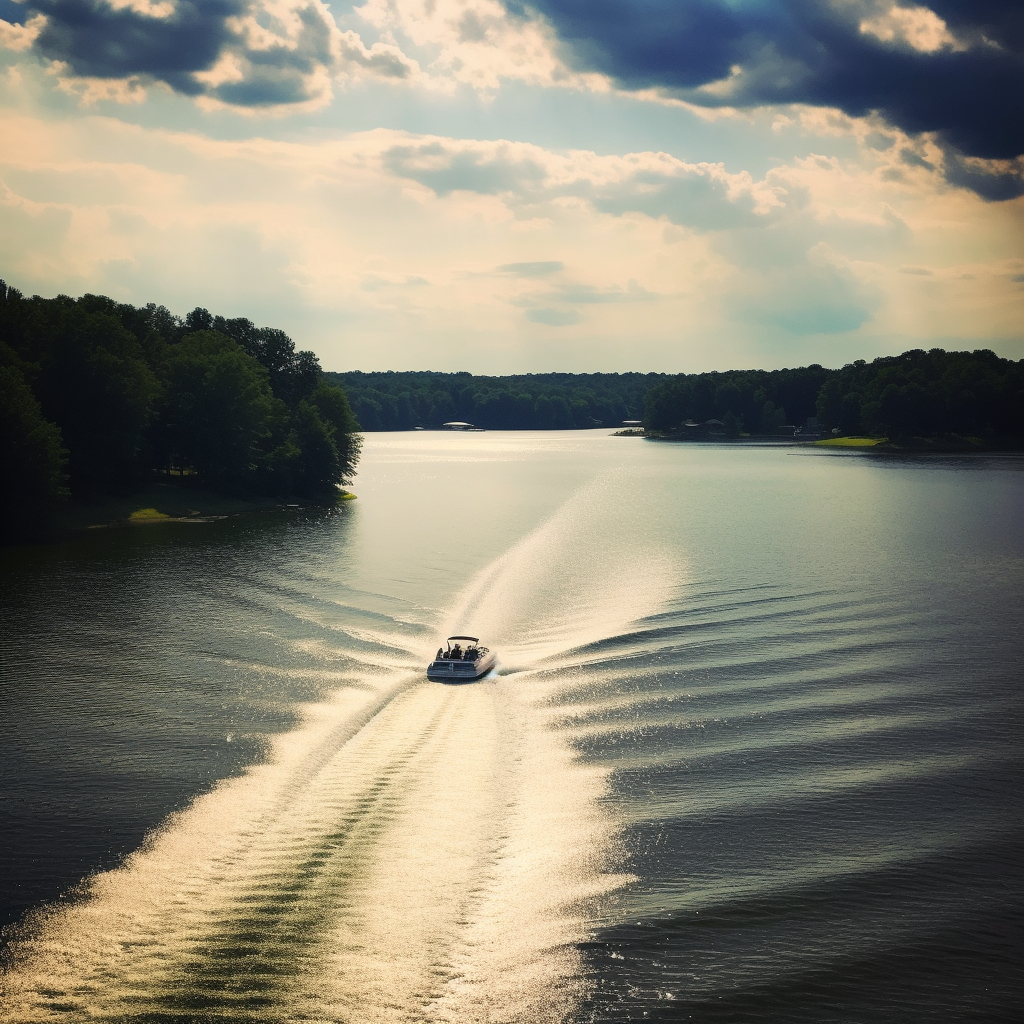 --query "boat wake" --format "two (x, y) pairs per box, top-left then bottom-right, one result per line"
(1, 475), (678, 1022)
